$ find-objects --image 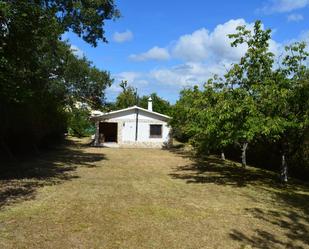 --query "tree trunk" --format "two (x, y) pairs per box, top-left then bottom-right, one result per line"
(241, 142), (248, 167)
(281, 154), (288, 183)
(94, 121), (100, 146)
(221, 151), (225, 160)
